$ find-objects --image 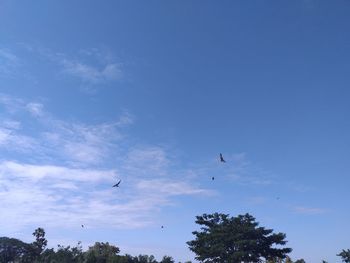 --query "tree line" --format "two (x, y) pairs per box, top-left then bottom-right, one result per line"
(0, 213), (349, 263)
